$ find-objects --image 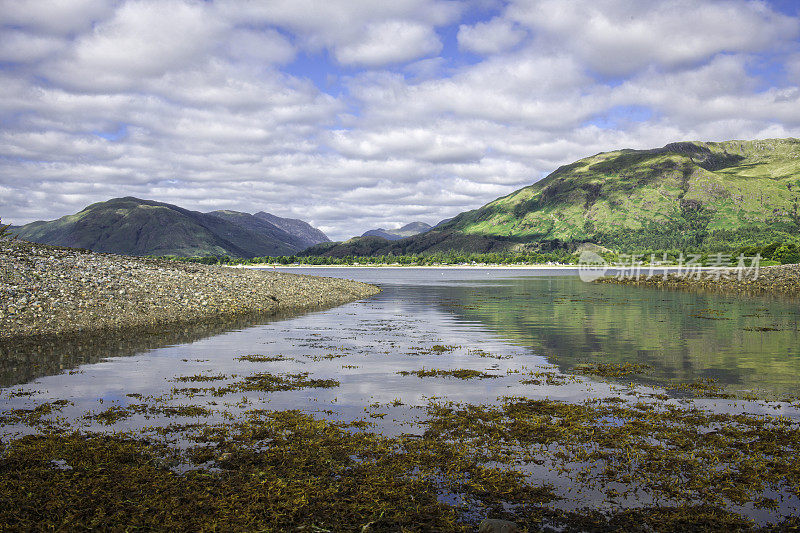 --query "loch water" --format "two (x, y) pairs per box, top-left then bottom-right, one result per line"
(2, 267), (800, 432)
(1, 267), (799, 522)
